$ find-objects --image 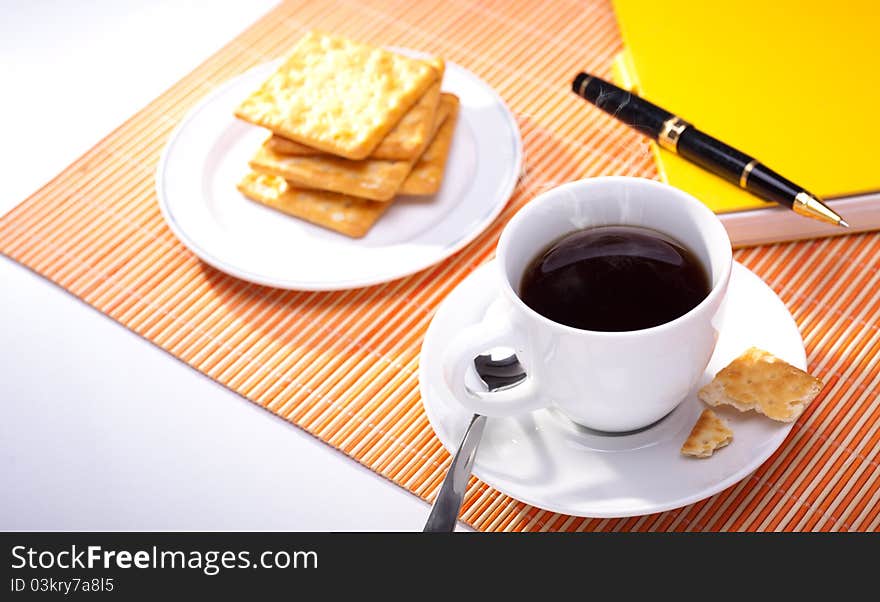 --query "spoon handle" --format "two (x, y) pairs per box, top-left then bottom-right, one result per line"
(423, 414), (486, 532)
